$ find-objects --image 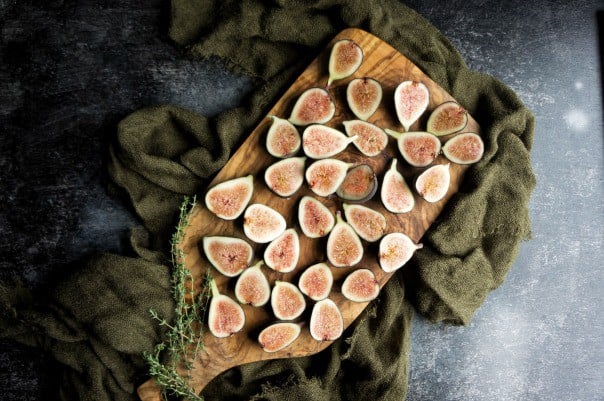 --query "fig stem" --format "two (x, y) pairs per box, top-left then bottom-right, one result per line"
(385, 128), (403, 140)
(209, 277), (220, 298)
